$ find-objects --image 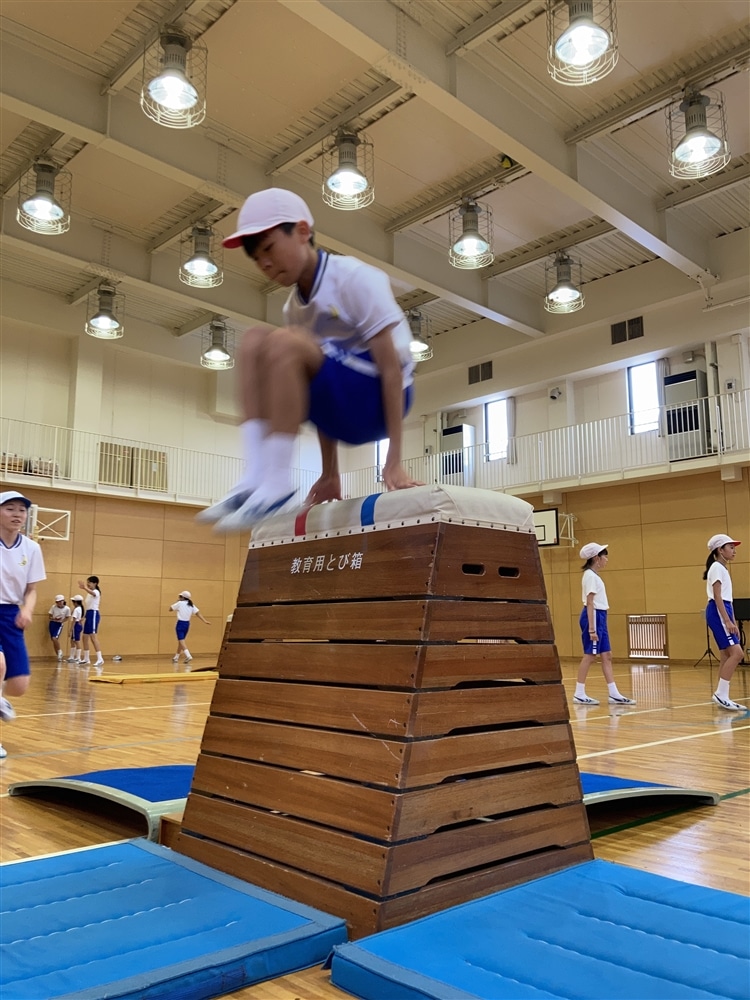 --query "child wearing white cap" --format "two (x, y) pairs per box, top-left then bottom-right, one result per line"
(0, 490), (47, 759)
(197, 187), (422, 532)
(703, 533), (745, 711)
(67, 595), (84, 663)
(47, 595), (71, 661)
(573, 542), (636, 707)
(169, 591), (211, 664)
(77, 575), (104, 667)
